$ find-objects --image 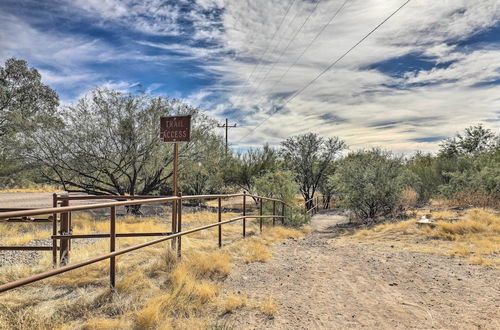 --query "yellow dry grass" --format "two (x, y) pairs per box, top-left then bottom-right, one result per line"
(354, 208), (500, 268)
(0, 210), (305, 329)
(259, 299), (279, 317)
(222, 294), (247, 313)
(0, 185), (61, 193)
